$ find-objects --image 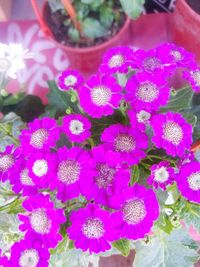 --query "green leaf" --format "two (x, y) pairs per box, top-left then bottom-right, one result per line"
(2, 93), (25, 106)
(68, 27), (80, 42)
(180, 112), (197, 127)
(100, 6), (114, 28)
(119, 0), (144, 19)
(112, 239), (130, 257)
(134, 228), (199, 267)
(82, 18), (107, 39)
(184, 203), (200, 234)
(130, 165), (140, 185)
(160, 87), (194, 113)
(45, 80), (79, 118)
